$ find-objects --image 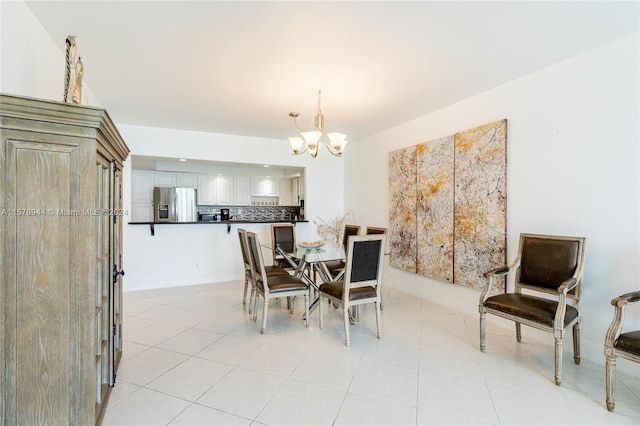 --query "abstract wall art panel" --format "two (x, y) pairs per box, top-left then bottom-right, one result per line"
(416, 135), (454, 282)
(389, 145), (418, 273)
(388, 119), (507, 293)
